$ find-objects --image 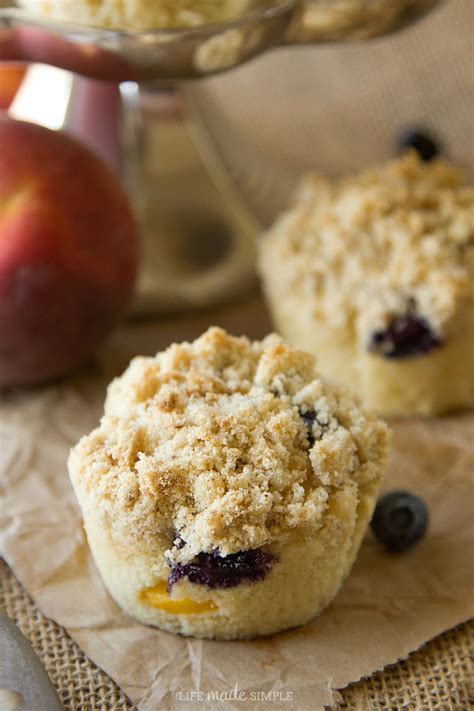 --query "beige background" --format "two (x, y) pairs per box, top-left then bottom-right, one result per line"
(193, 0), (474, 224)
